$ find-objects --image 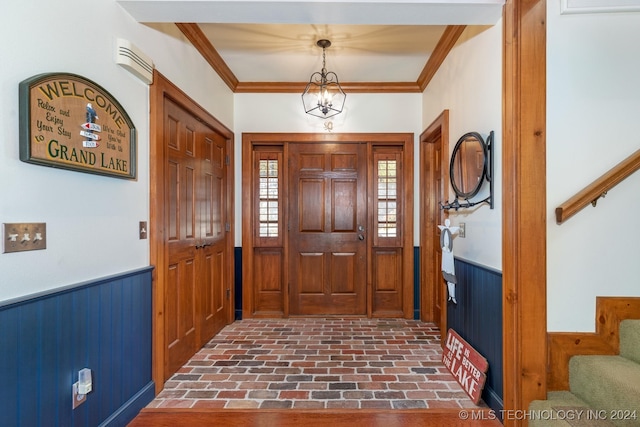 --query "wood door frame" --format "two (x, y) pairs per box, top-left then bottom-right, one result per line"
(419, 110), (449, 343)
(416, 0), (547, 418)
(149, 70), (235, 393)
(242, 132), (414, 319)
(502, 0), (547, 422)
